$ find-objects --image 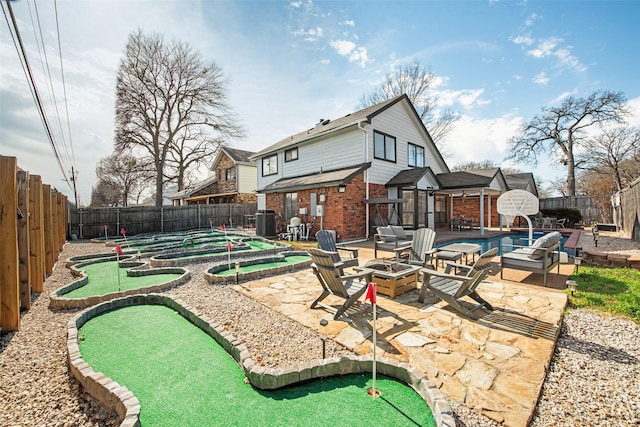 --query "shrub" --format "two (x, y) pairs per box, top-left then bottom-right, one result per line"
(540, 208), (582, 225)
